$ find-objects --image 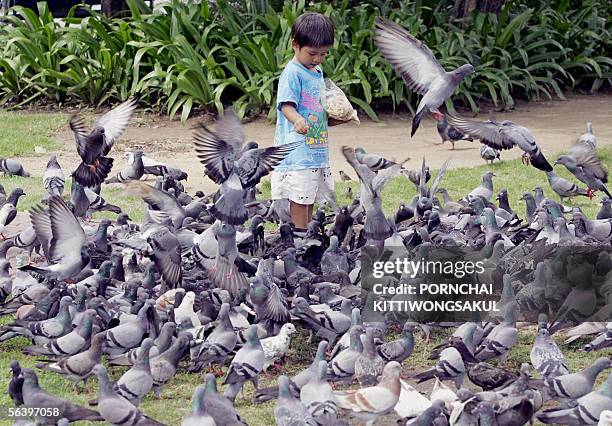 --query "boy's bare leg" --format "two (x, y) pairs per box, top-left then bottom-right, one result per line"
(290, 201), (313, 229)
